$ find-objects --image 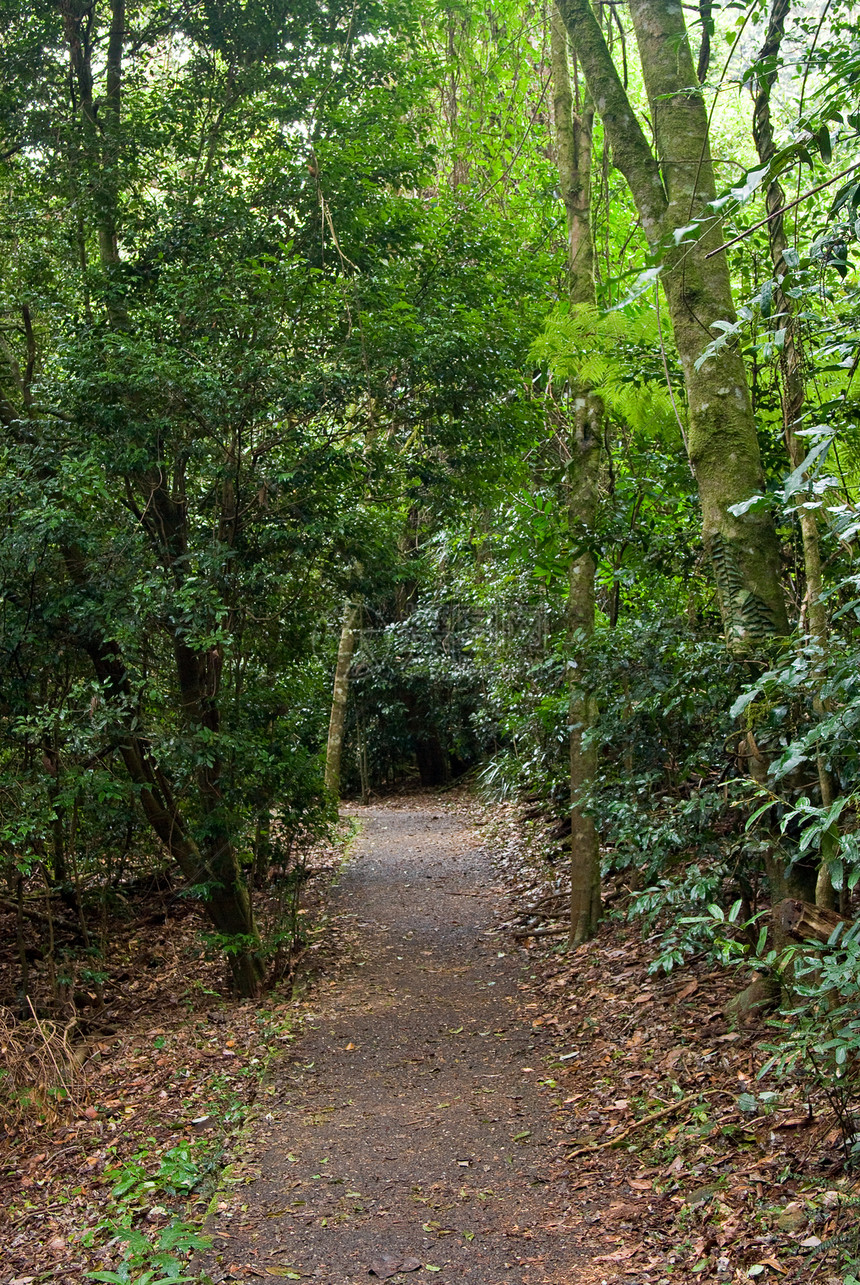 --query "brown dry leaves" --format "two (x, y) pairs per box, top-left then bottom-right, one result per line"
(488, 800), (860, 1285)
(0, 826), (351, 1284)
